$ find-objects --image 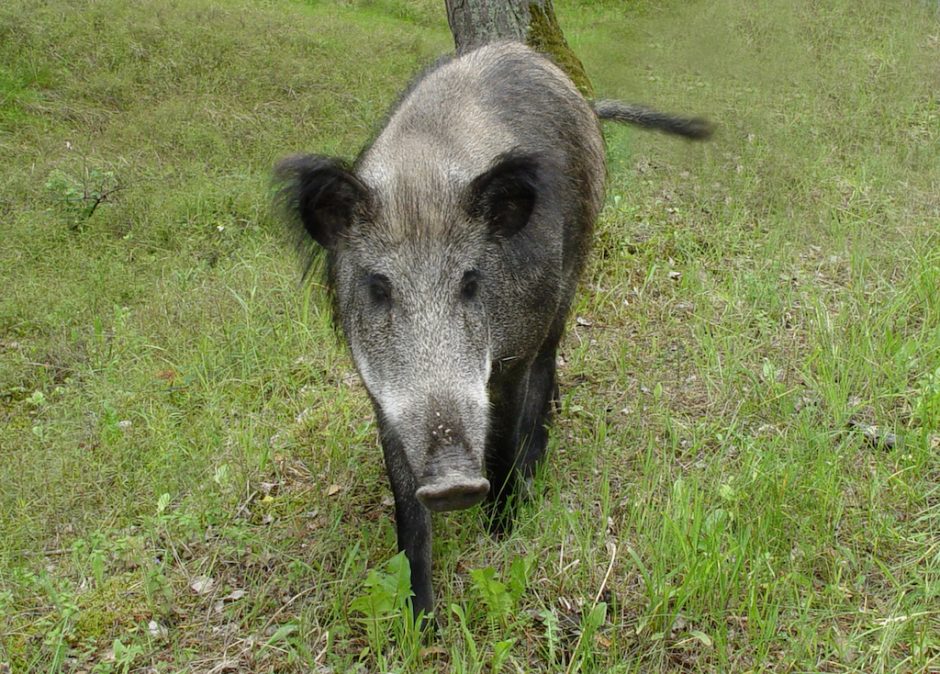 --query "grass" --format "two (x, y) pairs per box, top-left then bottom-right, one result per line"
(1, 0), (938, 671)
